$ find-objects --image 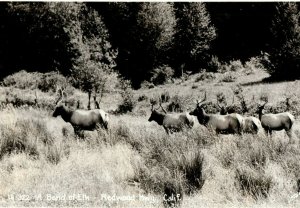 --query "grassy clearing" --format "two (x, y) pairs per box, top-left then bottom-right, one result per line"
(1, 69), (300, 207)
